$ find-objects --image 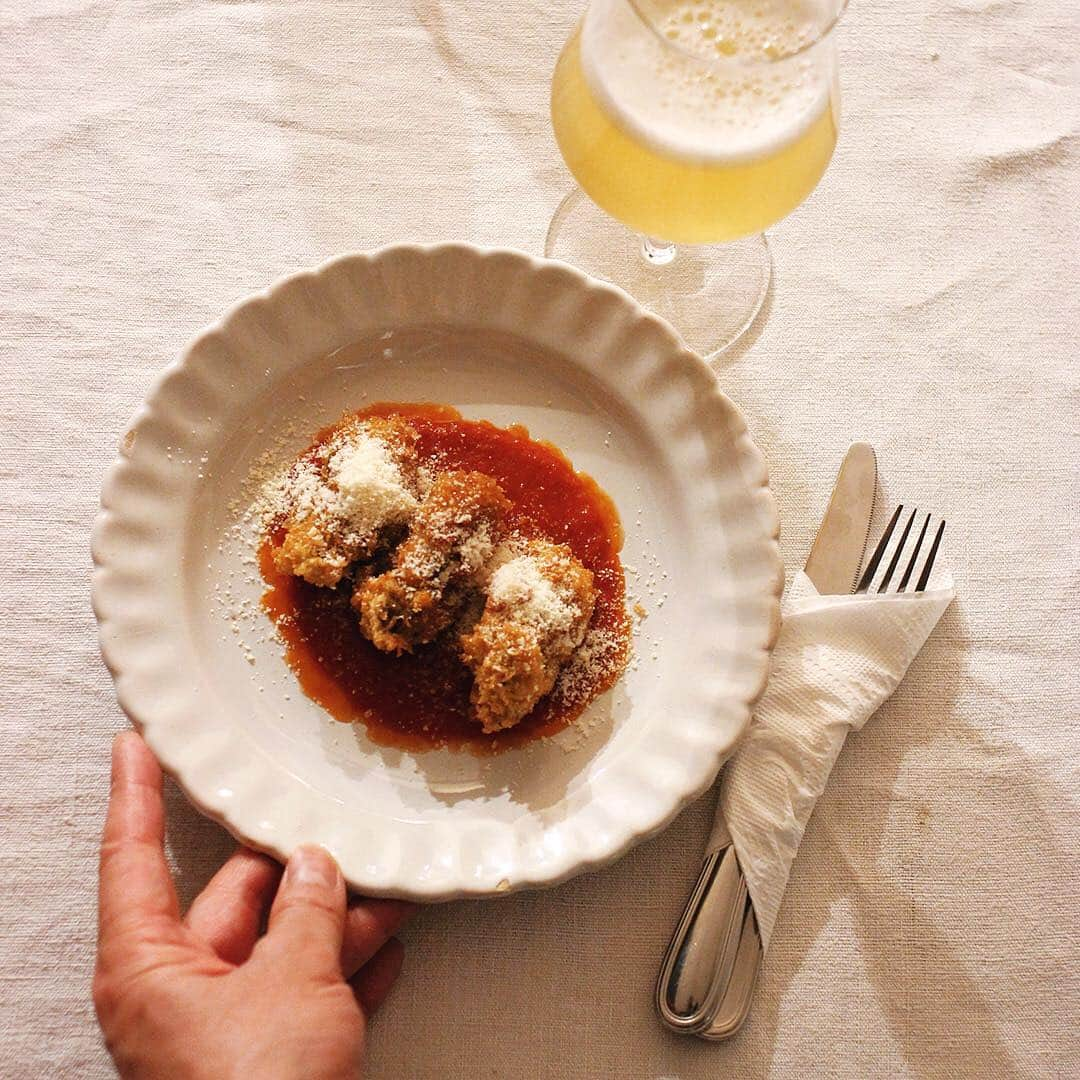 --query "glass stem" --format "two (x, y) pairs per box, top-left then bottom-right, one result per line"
(641, 236), (677, 266)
